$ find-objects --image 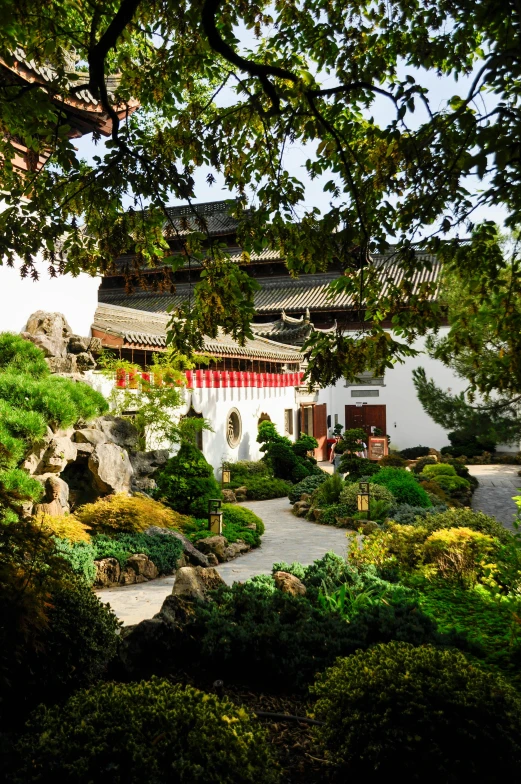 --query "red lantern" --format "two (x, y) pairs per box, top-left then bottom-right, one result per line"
(213, 370), (220, 388)
(195, 369), (204, 388)
(204, 369), (213, 388)
(221, 371), (229, 388)
(128, 369), (139, 389)
(185, 370), (193, 388)
(116, 368), (126, 389)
